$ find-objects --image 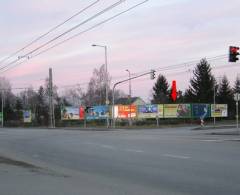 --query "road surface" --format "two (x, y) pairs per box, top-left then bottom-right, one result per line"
(0, 127), (240, 195)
